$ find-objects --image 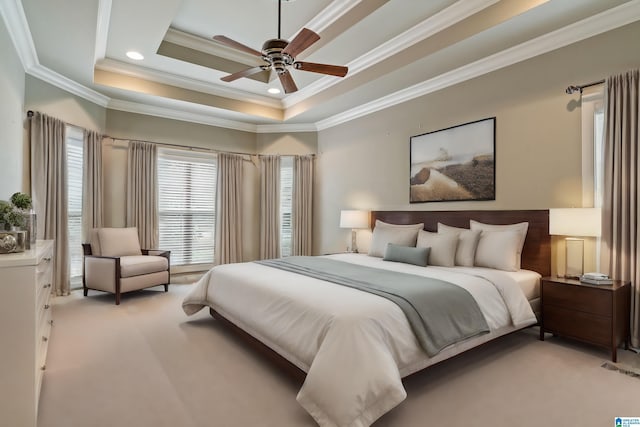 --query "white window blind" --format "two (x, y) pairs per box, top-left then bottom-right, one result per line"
(280, 156), (293, 257)
(66, 126), (84, 281)
(157, 148), (217, 266)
